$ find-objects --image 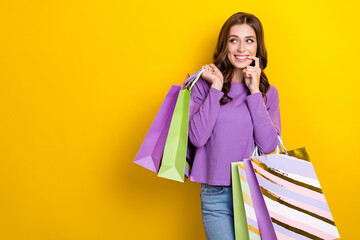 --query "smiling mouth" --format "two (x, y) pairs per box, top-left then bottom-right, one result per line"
(234, 55), (249, 61)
